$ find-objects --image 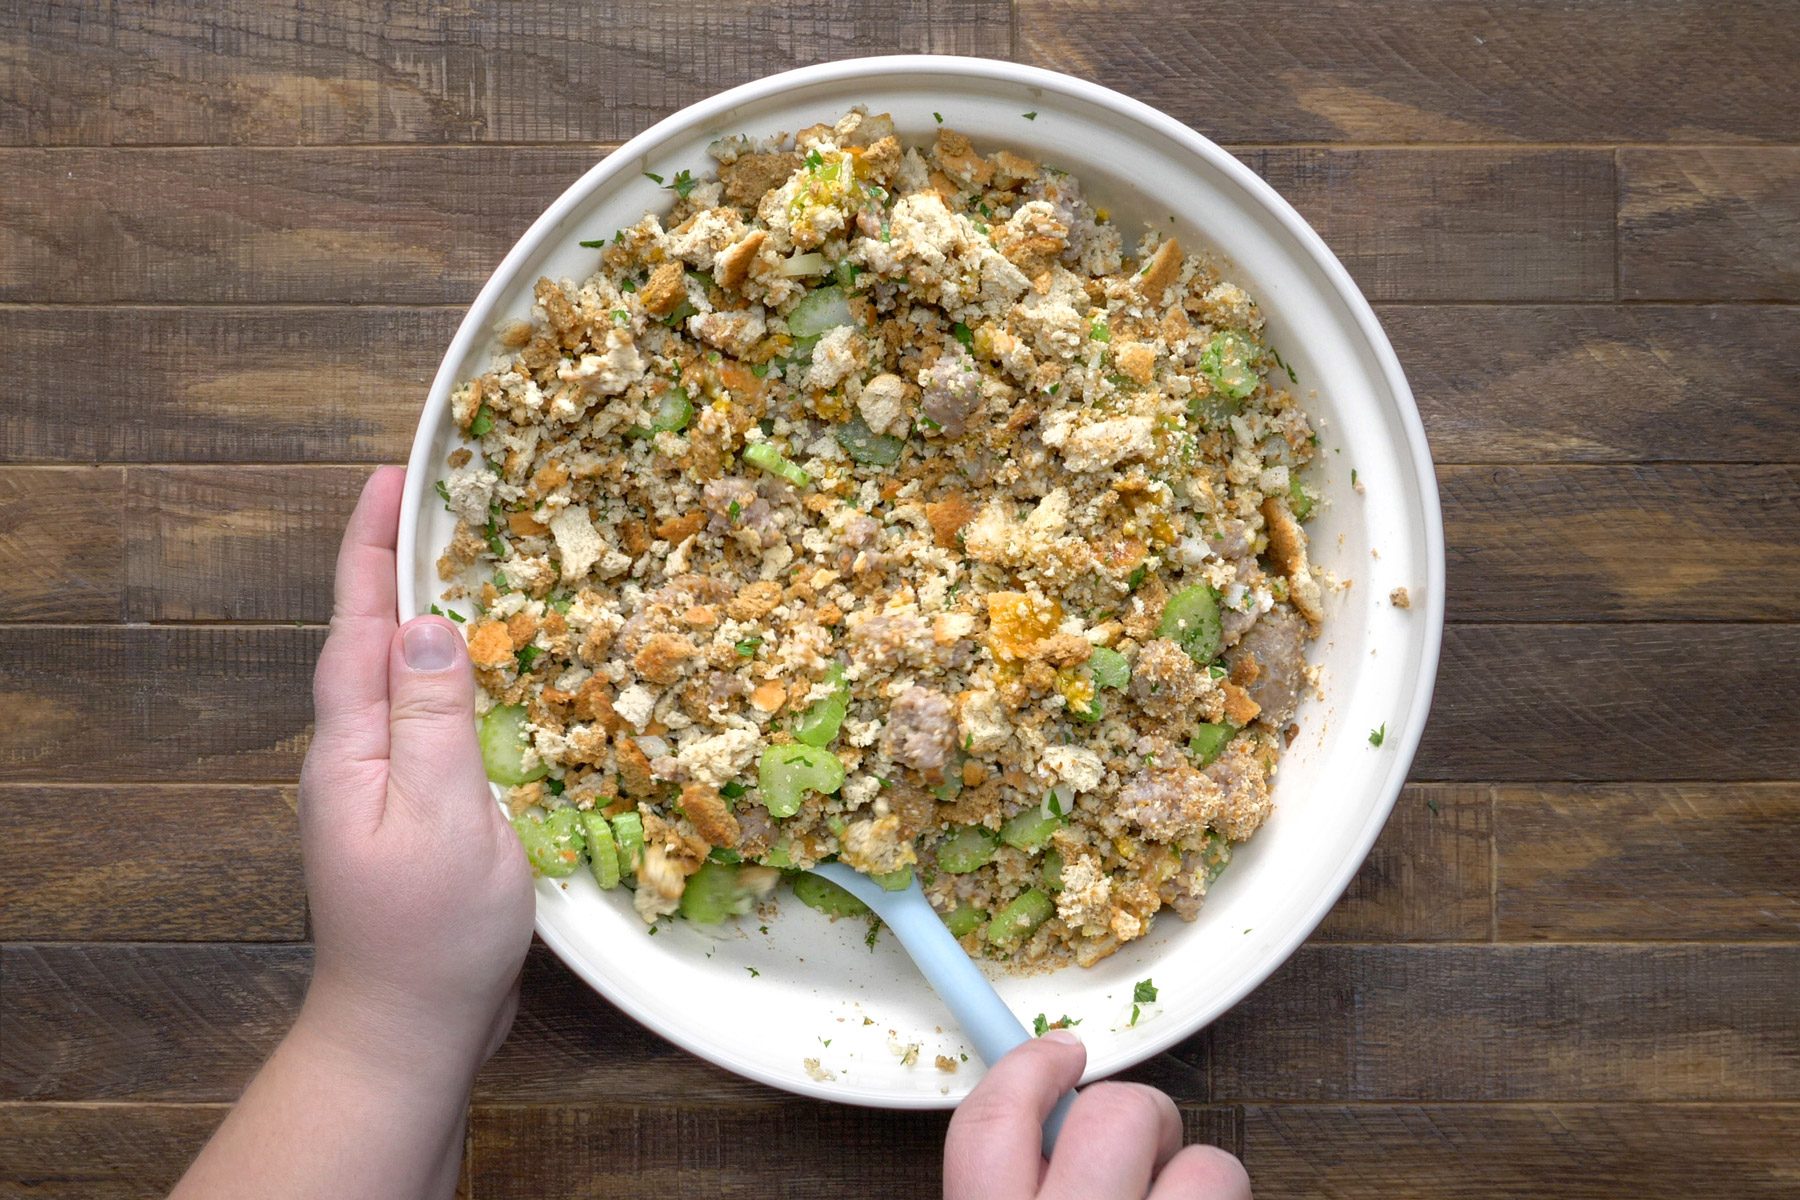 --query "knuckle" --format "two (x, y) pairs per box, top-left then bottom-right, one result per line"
(1080, 1081), (1166, 1128)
